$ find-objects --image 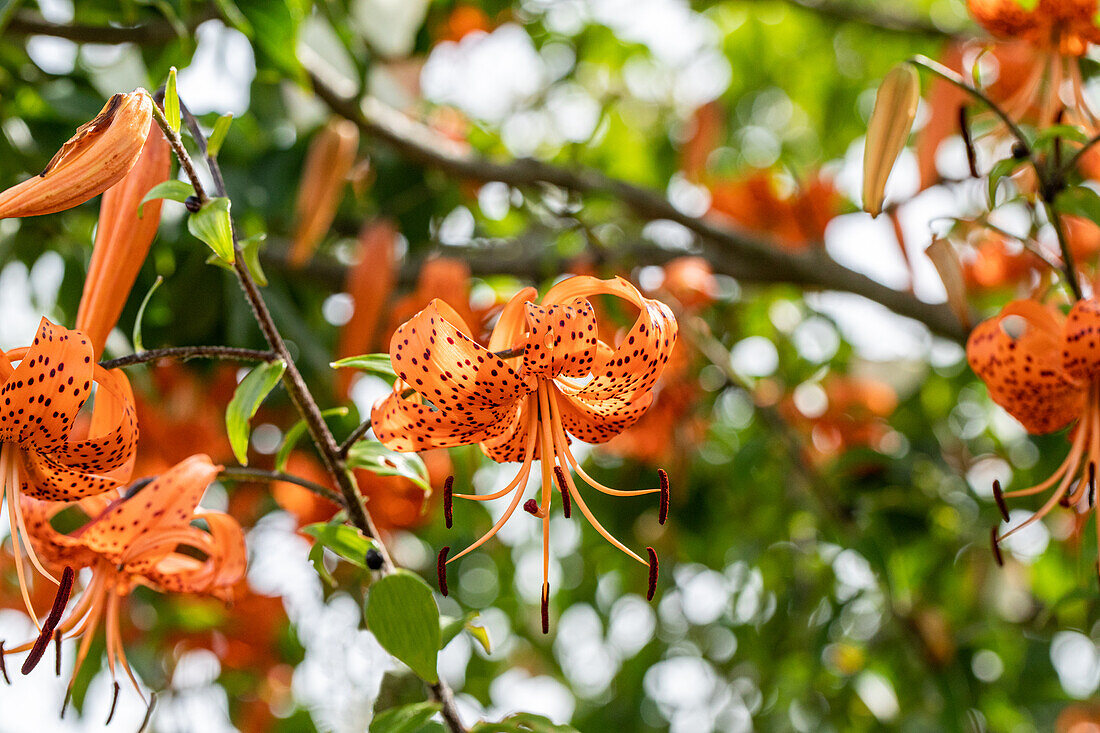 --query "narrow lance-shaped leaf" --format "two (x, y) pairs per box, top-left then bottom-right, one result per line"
(275, 407), (348, 472)
(370, 702), (444, 733)
(207, 113), (234, 158)
(139, 179), (194, 216)
(164, 67), (181, 132)
(132, 275), (164, 352)
(226, 359), (286, 465)
(331, 353), (397, 380)
(302, 517), (378, 569)
(863, 63), (920, 217)
(189, 196), (235, 263)
(366, 571), (441, 683)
